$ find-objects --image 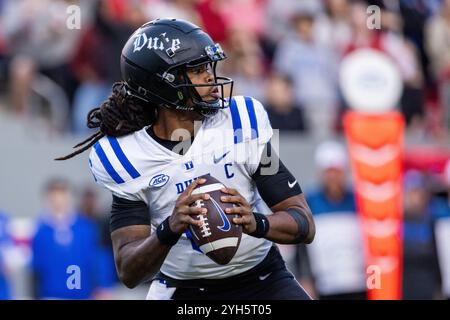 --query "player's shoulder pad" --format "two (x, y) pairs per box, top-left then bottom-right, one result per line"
(227, 96), (273, 145)
(88, 133), (143, 187)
